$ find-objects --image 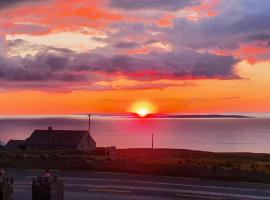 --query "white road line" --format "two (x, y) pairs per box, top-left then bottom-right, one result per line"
(26, 169), (60, 172)
(163, 176), (201, 181)
(175, 193), (223, 199)
(94, 171), (129, 175)
(88, 188), (130, 193)
(240, 181), (270, 186)
(174, 188), (270, 200)
(66, 183), (270, 200)
(63, 184), (270, 200)
(14, 185), (31, 188)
